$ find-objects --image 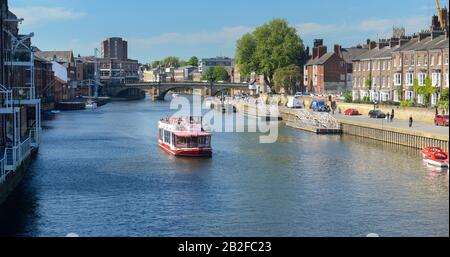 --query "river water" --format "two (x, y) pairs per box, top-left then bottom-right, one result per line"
(0, 97), (448, 236)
